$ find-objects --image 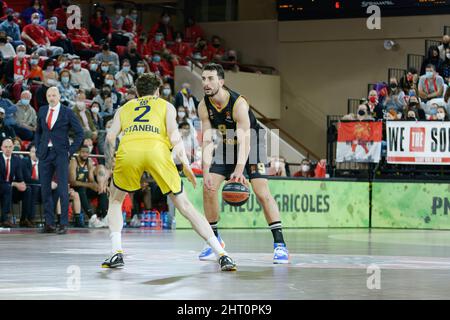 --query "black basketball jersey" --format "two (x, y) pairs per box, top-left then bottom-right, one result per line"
(204, 89), (261, 146)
